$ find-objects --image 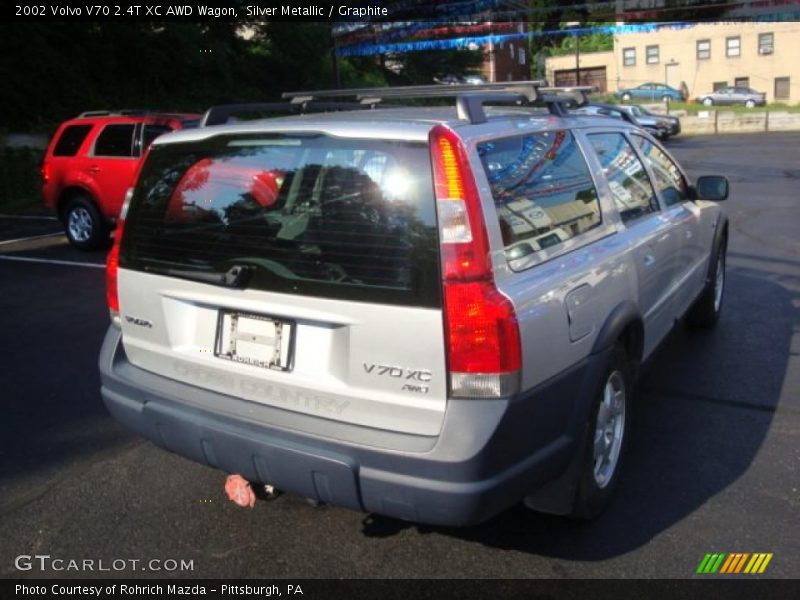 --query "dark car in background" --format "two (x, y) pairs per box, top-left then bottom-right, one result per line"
(616, 83), (685, 102)
(618, 104), (681, 137)
(697, 86), (766, 108)
(572, 103), (672, 139)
